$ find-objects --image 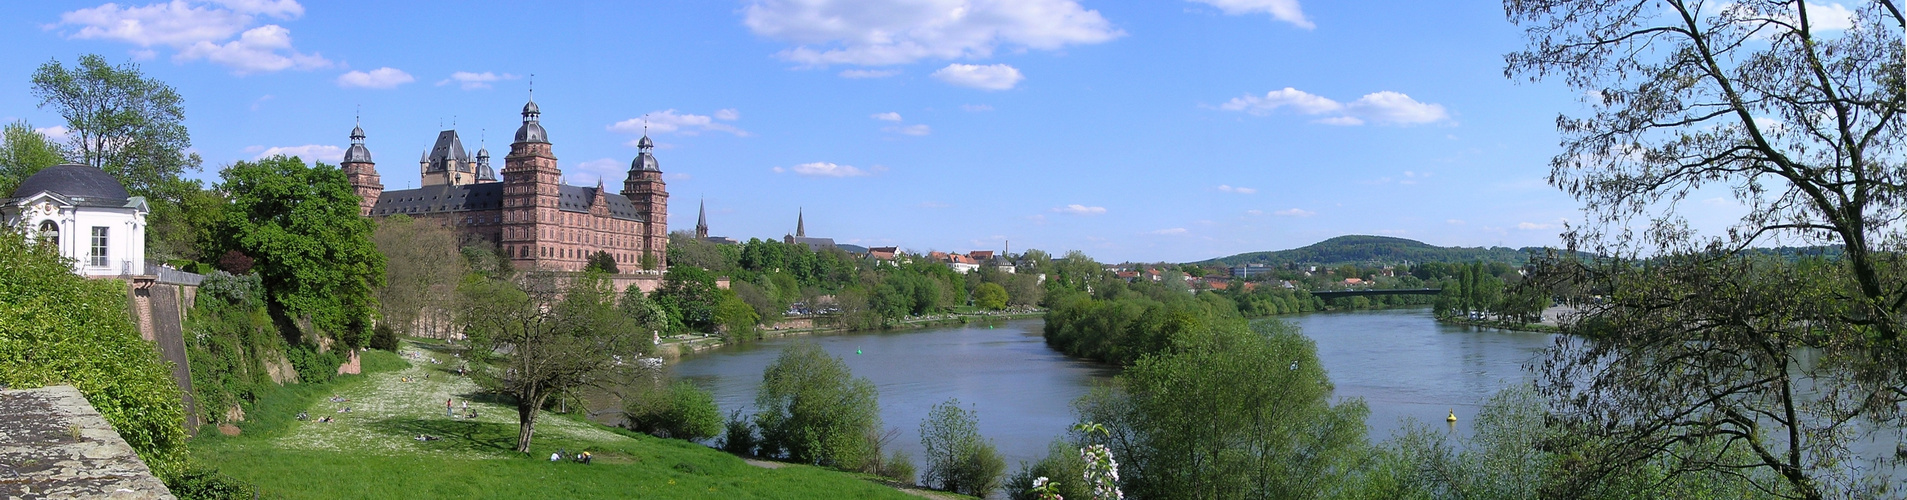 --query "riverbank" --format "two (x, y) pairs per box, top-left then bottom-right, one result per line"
(658, 309), (1046, 359)
(1431, 305), (1577, 333)
(188, 340), (921, 499)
